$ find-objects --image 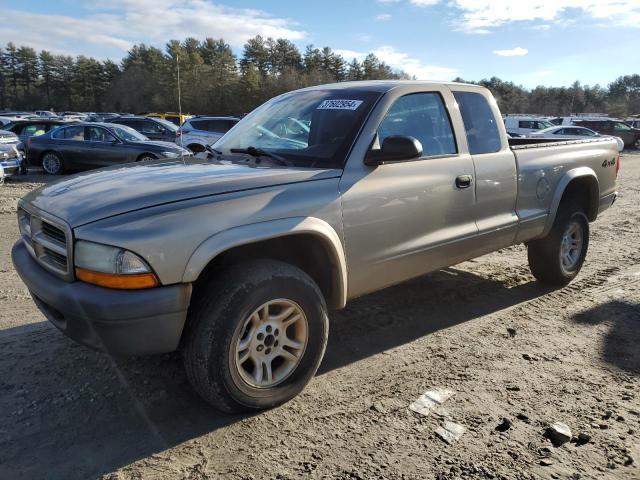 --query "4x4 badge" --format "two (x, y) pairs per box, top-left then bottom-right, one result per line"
(602, 158), (616, 168)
